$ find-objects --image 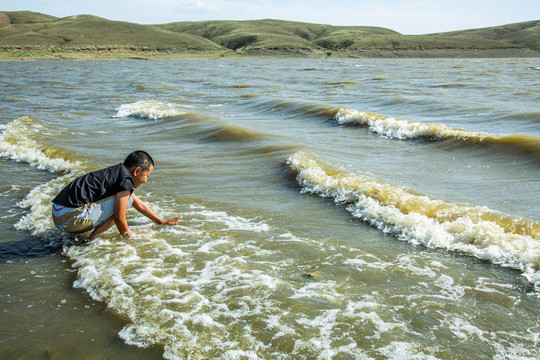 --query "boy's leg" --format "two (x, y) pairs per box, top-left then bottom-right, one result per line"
(88, 215), (115, 240)
(84, 195), (133, 238)
(52, 205), (93, 234)
(52, 195), (133, 236)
